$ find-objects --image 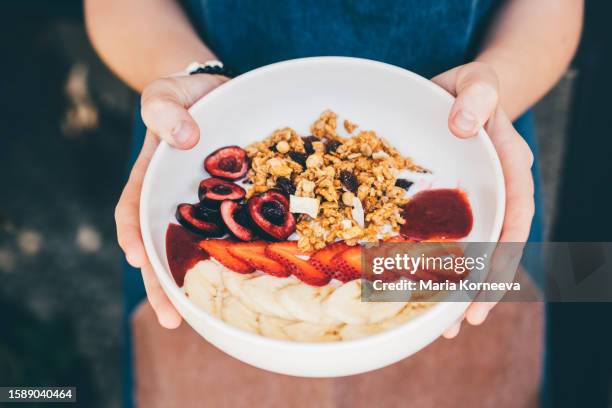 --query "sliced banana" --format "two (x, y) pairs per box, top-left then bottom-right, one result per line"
(221, 269), (259, 312)
(183, 260), (225, 317)
(323, 280), (406, 325)
(339, 323), (384, 340)
(183, 260), (428, 342)
(221, 296), (259, 334)
(283, 321), (341, 342)
(241, 275), (299, 320)
(258, 315), (291, 340)
(381, 303), (428, 330)
(278, 283), (339, 325)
